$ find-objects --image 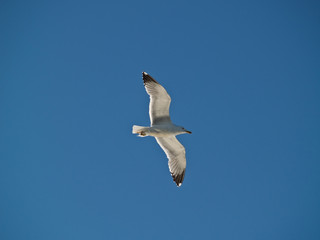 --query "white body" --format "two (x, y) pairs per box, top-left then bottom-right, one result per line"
(132, 124), (186, 137)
